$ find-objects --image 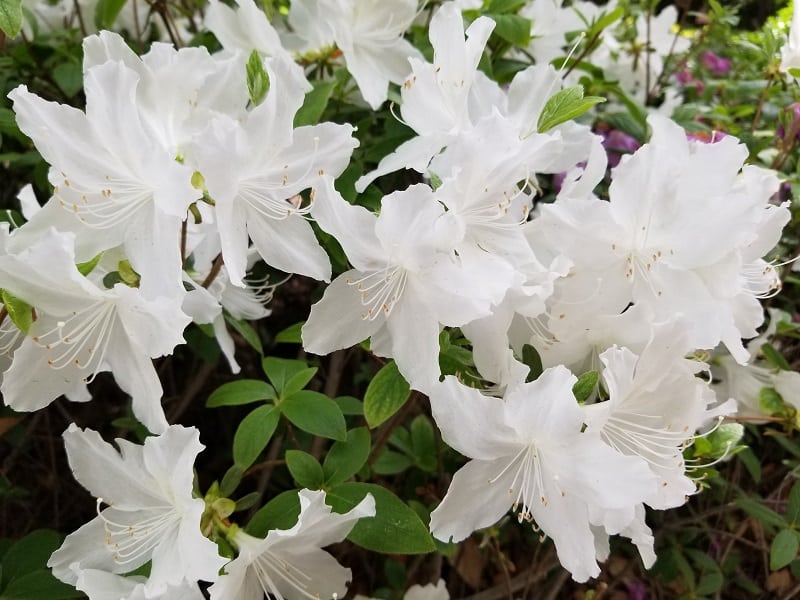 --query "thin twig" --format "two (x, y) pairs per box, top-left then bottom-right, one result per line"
(202, 254), (224, 288)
